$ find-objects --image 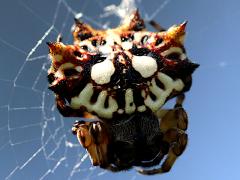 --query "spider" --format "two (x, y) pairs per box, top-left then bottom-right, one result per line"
(47, 10), (199, 175)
